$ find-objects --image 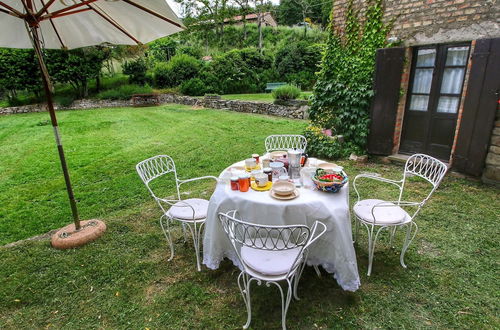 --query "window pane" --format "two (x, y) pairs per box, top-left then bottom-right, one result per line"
(409, 95), (429, 111)
(437, 96), (460, 113)
(416, 49), (436, 67)
(441, 68), (465, 94)
(412, 69), (433, 93)
(446, 46), (469, 66)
